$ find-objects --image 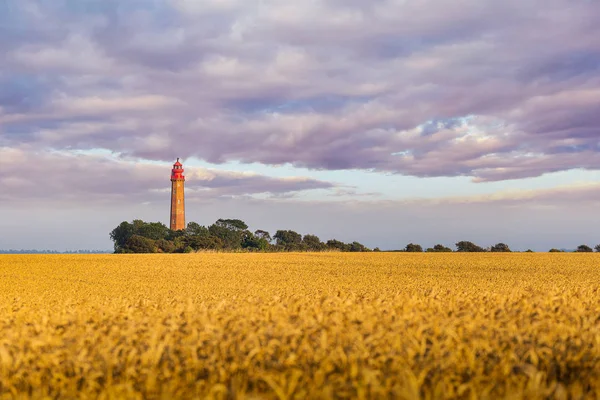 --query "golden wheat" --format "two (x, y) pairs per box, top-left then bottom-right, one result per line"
(0, 253), (599, 399)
